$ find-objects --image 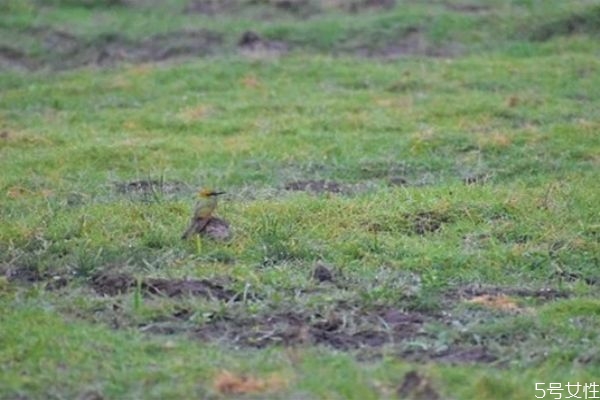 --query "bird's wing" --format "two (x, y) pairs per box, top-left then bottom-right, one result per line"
(181, 217), (211, 239)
